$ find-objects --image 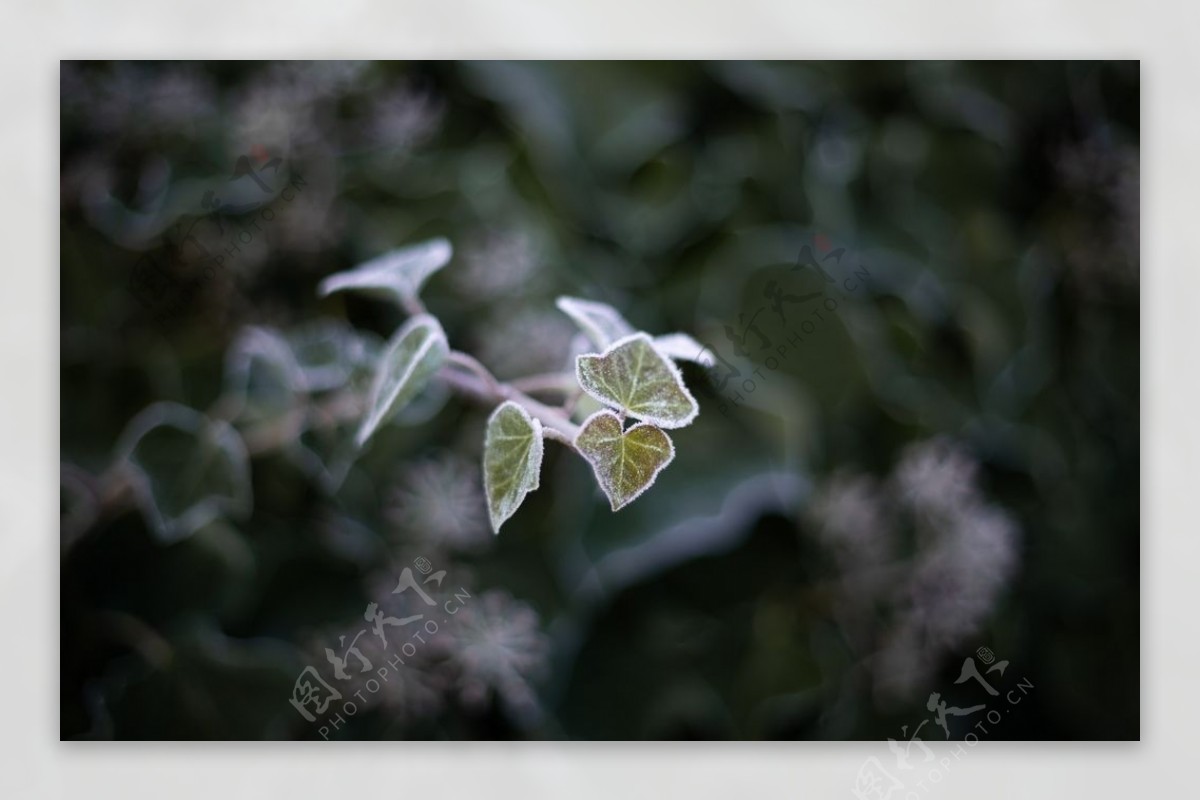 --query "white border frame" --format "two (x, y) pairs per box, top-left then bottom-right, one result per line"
(7, 0), (1193, 796)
